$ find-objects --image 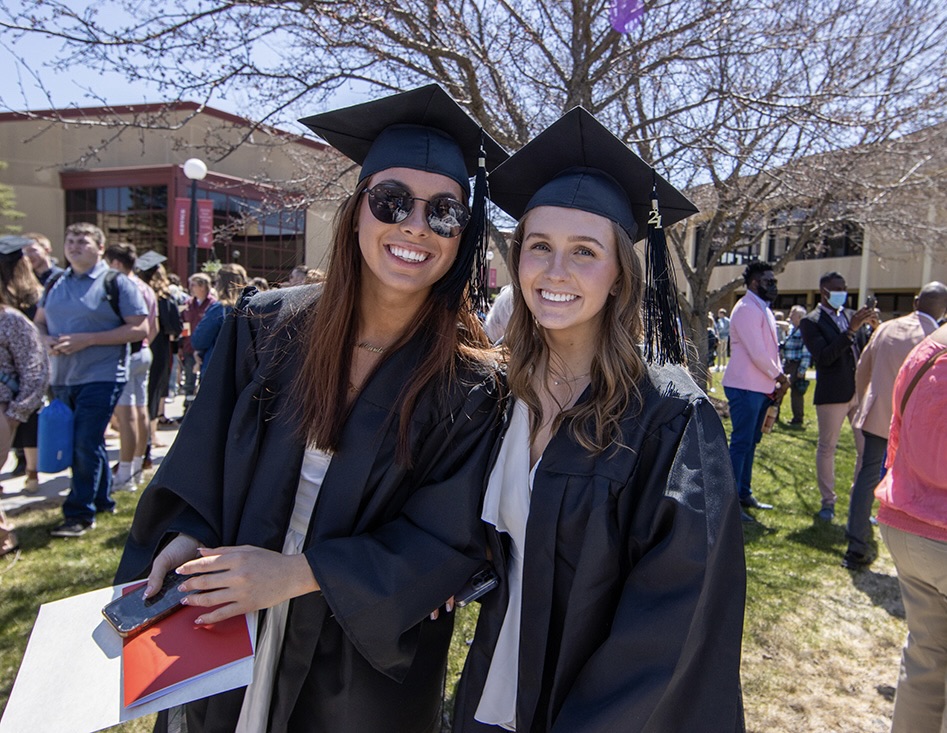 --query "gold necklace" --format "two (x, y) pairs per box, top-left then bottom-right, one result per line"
(357, 341), (387, 354)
